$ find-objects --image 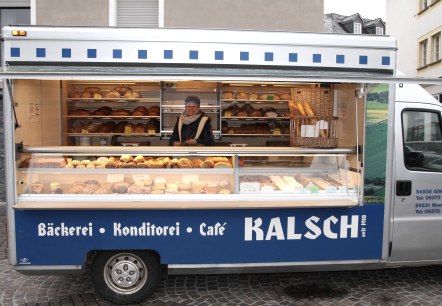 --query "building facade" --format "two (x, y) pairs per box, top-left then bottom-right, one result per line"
(387, 0), (442, 100)
(323, 13), (385, 35)
(30, 0), (323, 32)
